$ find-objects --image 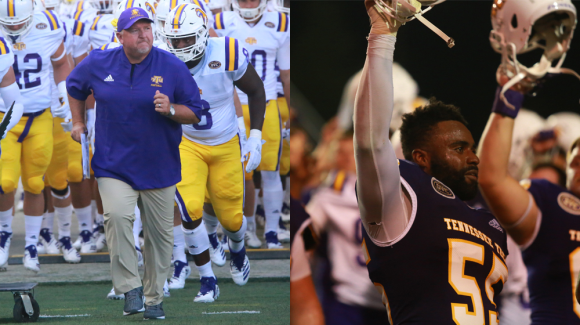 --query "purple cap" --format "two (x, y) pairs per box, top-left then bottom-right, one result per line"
(116, 7), (154, 32)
